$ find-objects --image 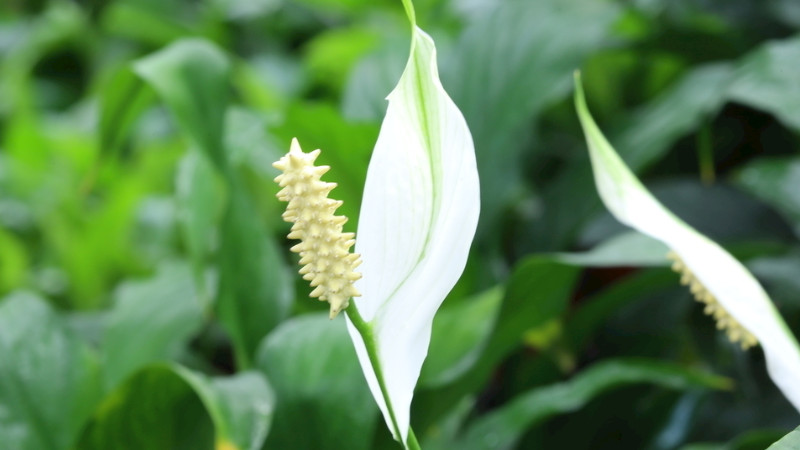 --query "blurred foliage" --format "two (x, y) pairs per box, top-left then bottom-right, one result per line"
(0, 0), (799, 448)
